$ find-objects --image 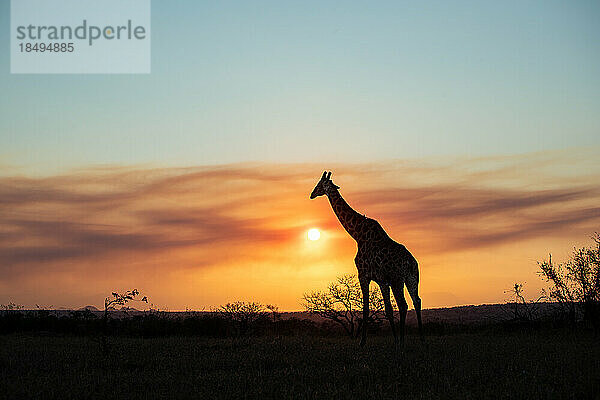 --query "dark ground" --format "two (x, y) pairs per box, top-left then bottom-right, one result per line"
(1, 329), (598, 399)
